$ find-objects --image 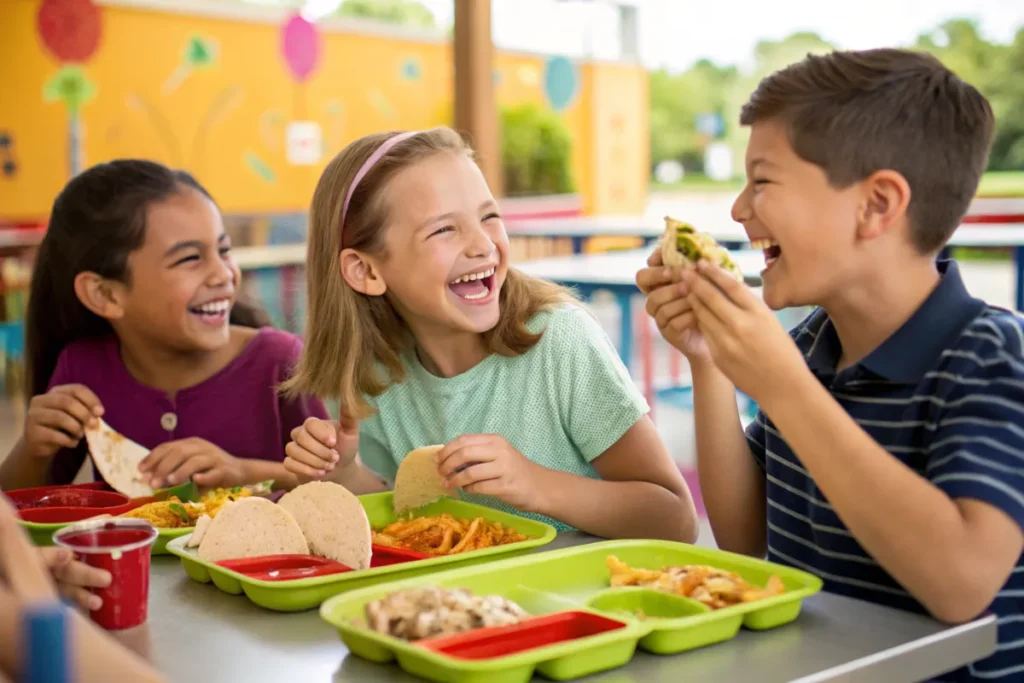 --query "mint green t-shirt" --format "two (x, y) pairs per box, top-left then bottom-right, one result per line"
(358, 305), (649, 530)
